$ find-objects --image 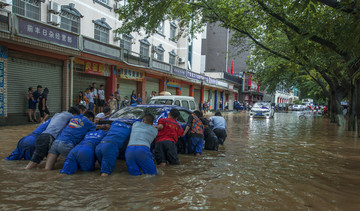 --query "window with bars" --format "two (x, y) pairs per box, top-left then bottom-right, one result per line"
(120, 36), (132, 52)
(169, 54), (176, 65)
(60, 11), (80, 34)
(140, 43), (149, 58)
(156, 51), (164, 61)
(94, 24), (109, 43)
(170, 25), (176, 41)
(13, 0), (41, 21)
